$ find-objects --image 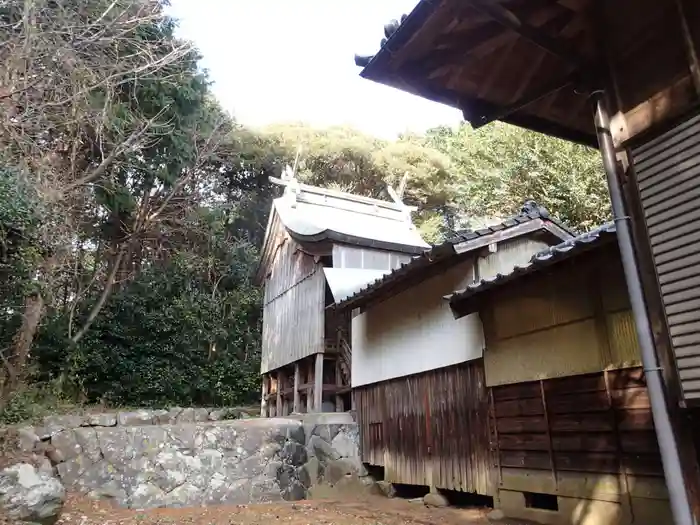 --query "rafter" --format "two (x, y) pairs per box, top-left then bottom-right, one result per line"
(472, 71), (580, 129)
(464, 0), (591, 71)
